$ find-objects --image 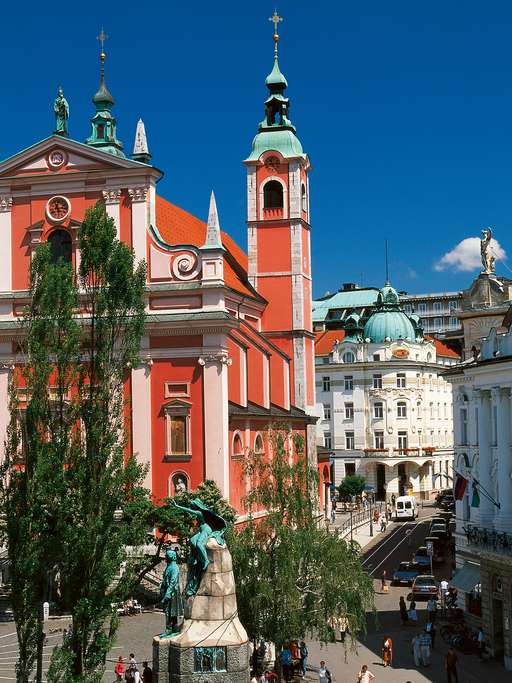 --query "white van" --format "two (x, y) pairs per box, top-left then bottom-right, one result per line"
(395, 495), (418, 520)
